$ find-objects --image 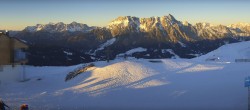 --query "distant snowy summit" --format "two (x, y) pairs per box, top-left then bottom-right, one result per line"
(24, 21), (96, 33)
(107, 14), (181, 37)
(108, 14), (250, 38)
(23, 14), (250, 40)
